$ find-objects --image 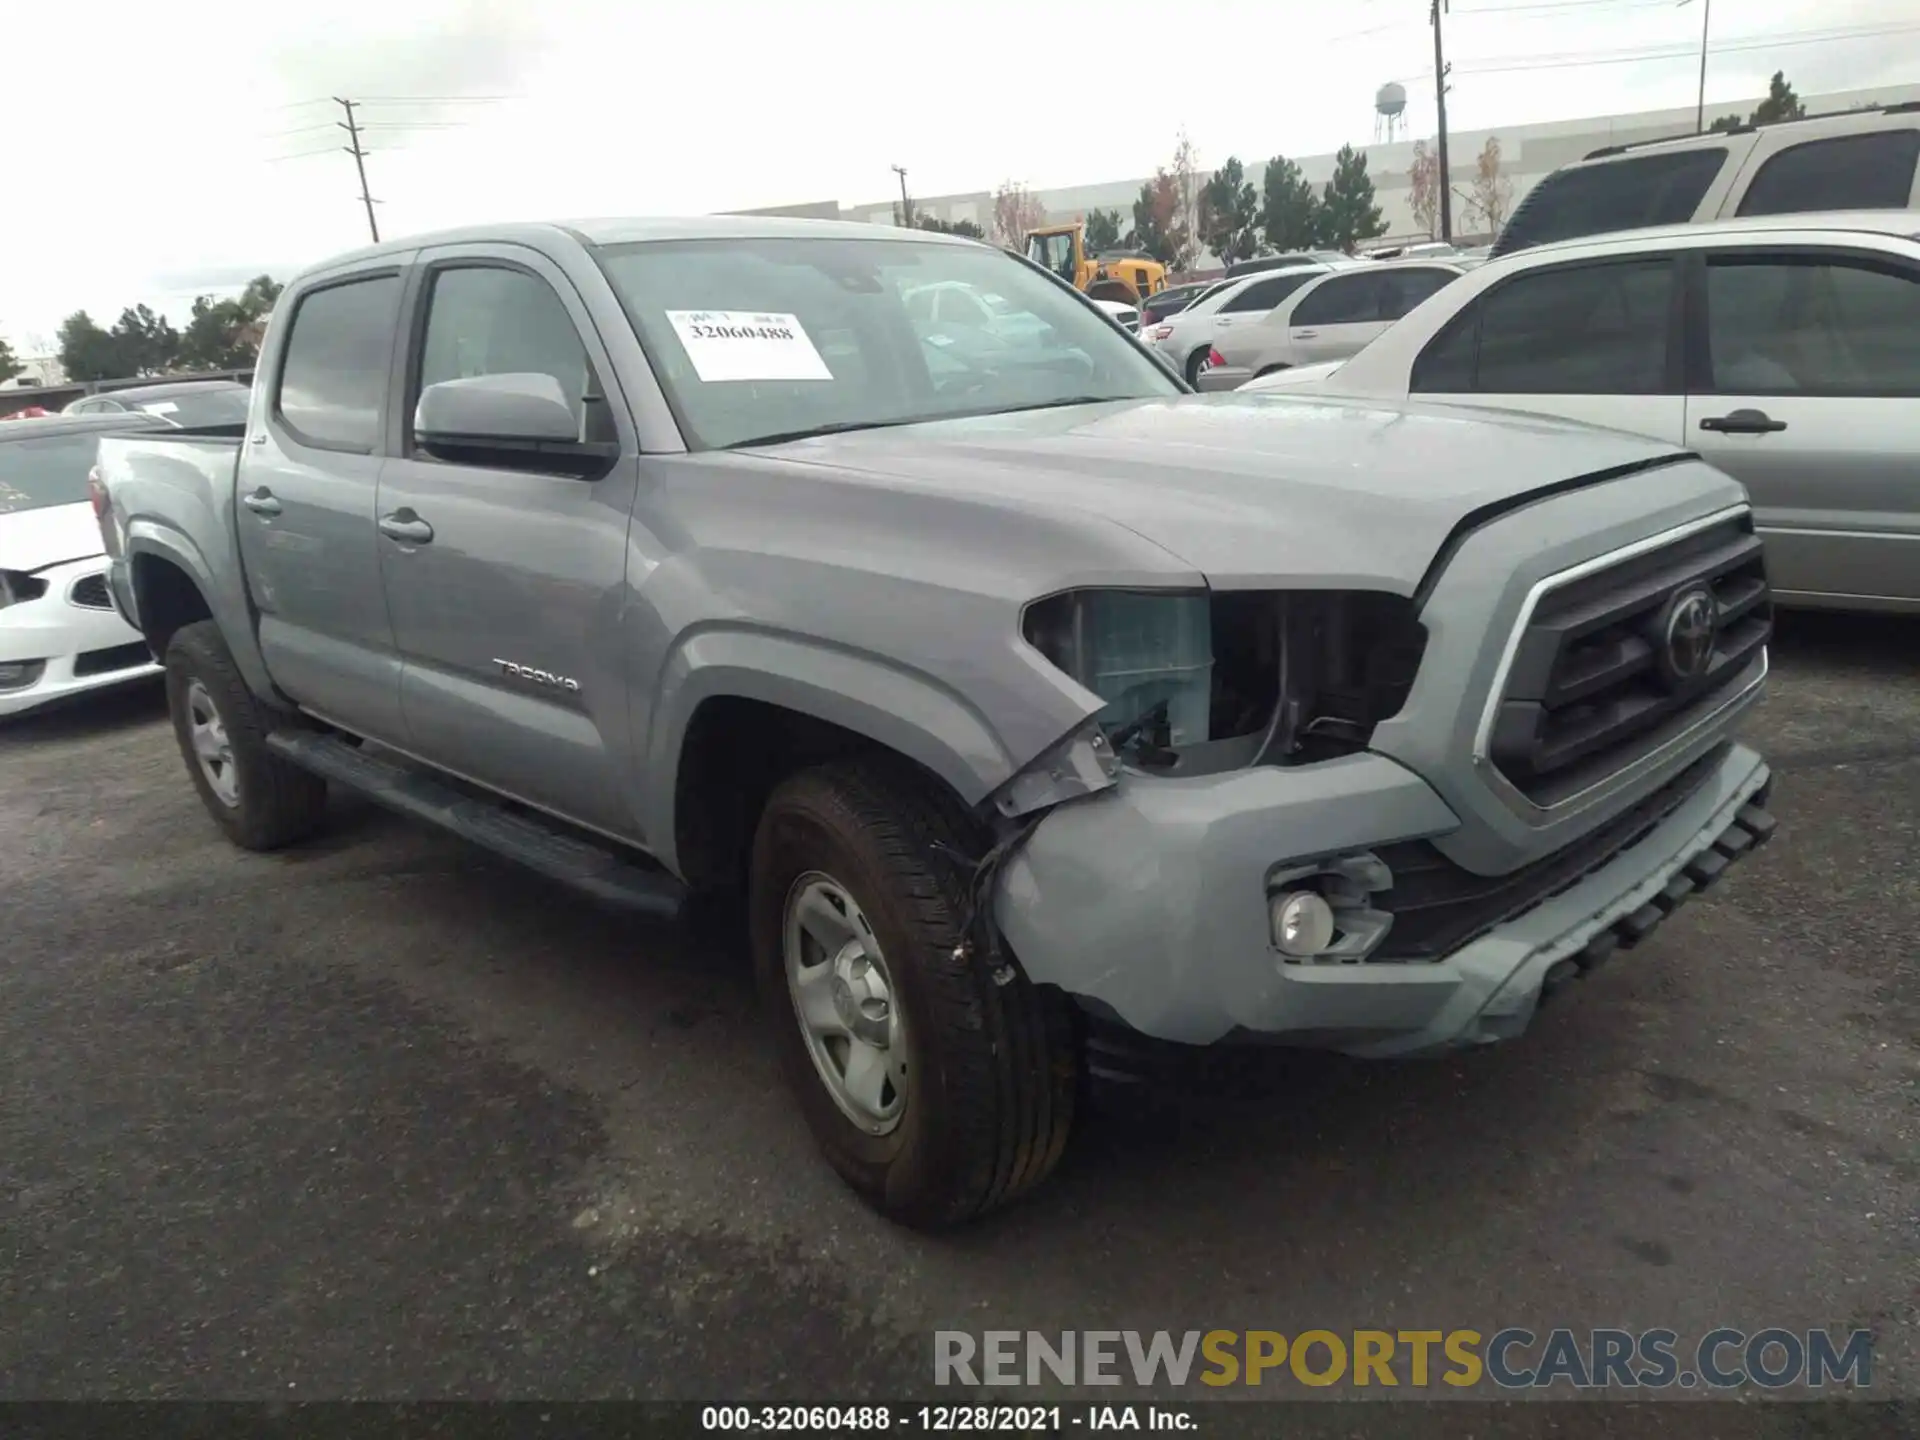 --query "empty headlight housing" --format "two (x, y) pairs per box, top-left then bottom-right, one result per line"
(1023, 589), (1213, 748)
(0, 570), (48, 610)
